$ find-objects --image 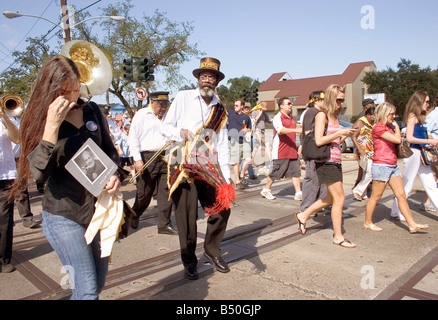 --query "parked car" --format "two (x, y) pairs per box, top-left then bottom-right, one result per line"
(339, 120), (354, 153)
